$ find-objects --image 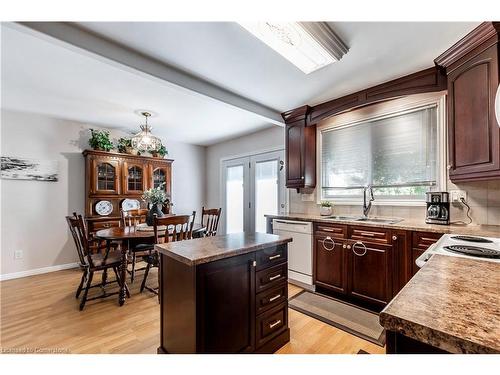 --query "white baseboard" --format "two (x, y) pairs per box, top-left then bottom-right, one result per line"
(0, 262), (80, 281)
